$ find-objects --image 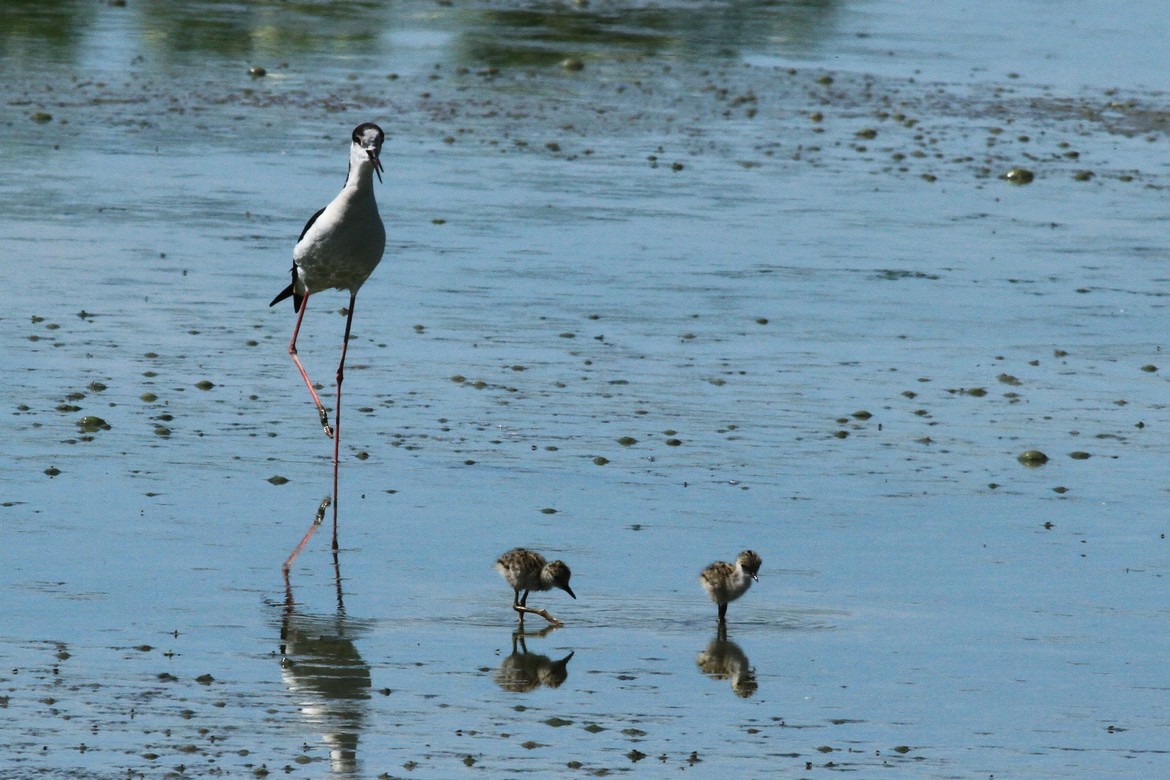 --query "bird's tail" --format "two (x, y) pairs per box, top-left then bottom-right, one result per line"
(269, 267), (304, 312)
